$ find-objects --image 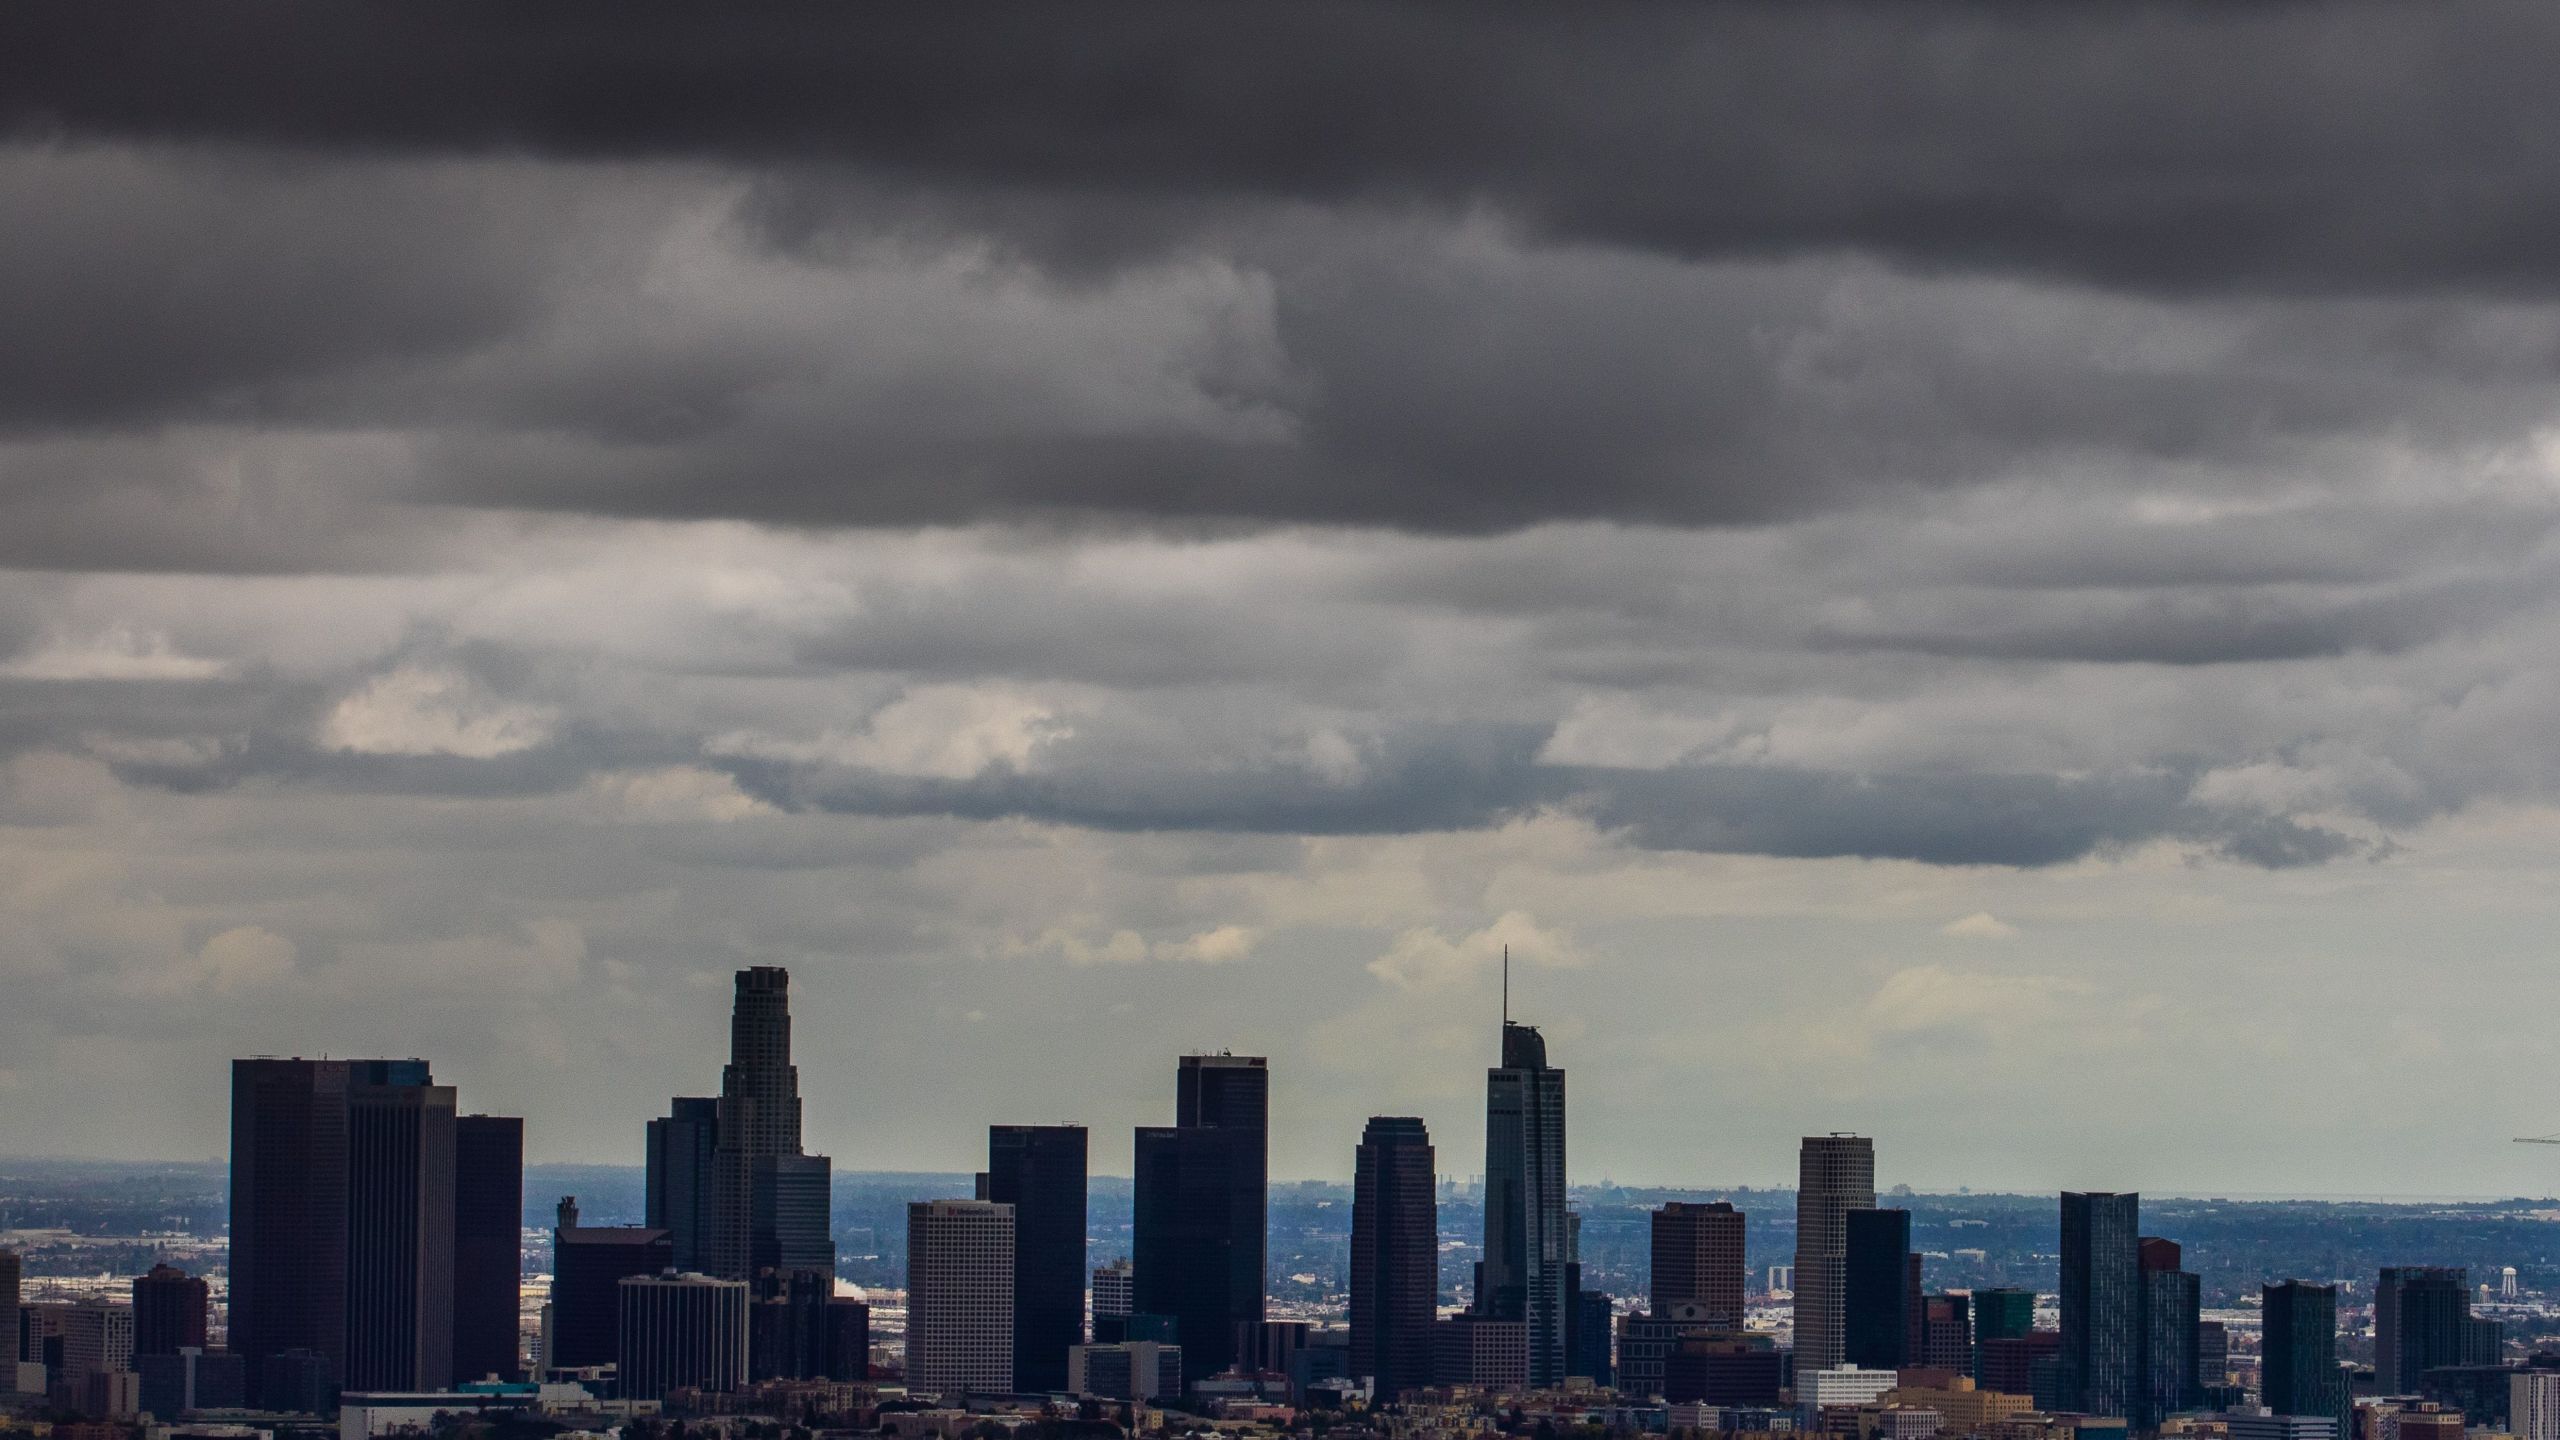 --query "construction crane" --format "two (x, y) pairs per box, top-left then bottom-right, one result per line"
(2516, 1135), (2560, 1145)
